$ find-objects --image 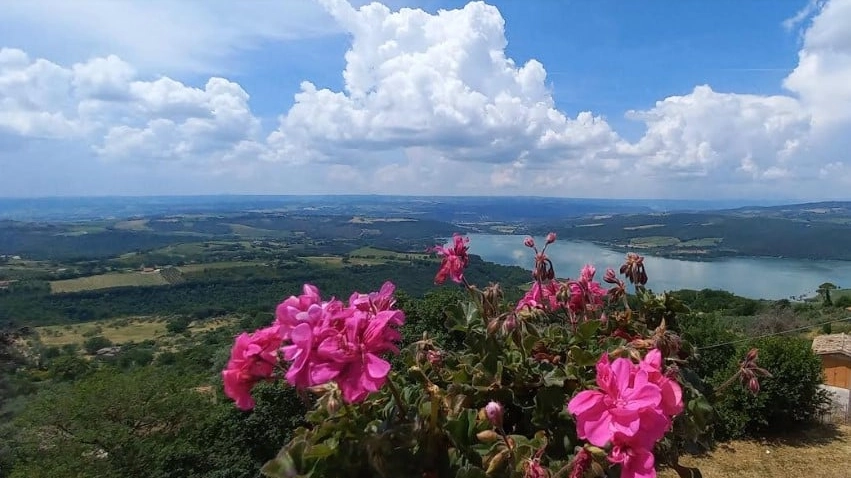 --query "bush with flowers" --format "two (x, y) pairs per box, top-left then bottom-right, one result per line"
(222, 233), (766, 478)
